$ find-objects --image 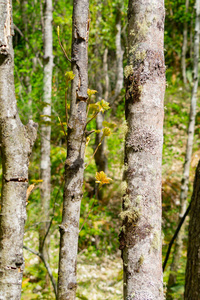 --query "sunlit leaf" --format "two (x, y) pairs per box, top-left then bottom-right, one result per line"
(102, 127), (111, 137)
(65, 71), (75, 81)
(87, 89), (98, 97)
(95, 171), (112, 188)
